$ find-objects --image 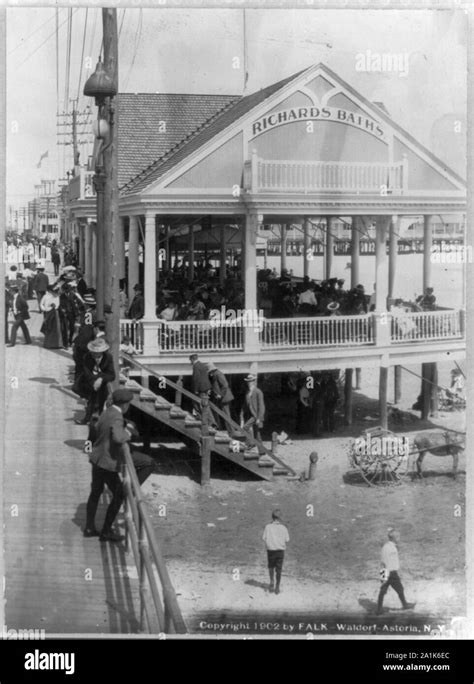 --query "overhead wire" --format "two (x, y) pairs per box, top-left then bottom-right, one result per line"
(124, 8), (143, 92)
(16, 8), (79, 69)
(76, 8), (88, 102)
(8, 8), (63, 54)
